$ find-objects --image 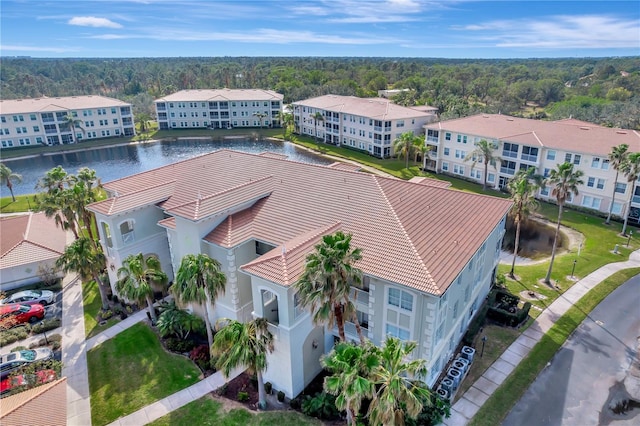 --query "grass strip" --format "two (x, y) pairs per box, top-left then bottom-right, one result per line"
(469, 267), (640, 426)
(148, 395), (322, 426)
(88, 322), (200, 426)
